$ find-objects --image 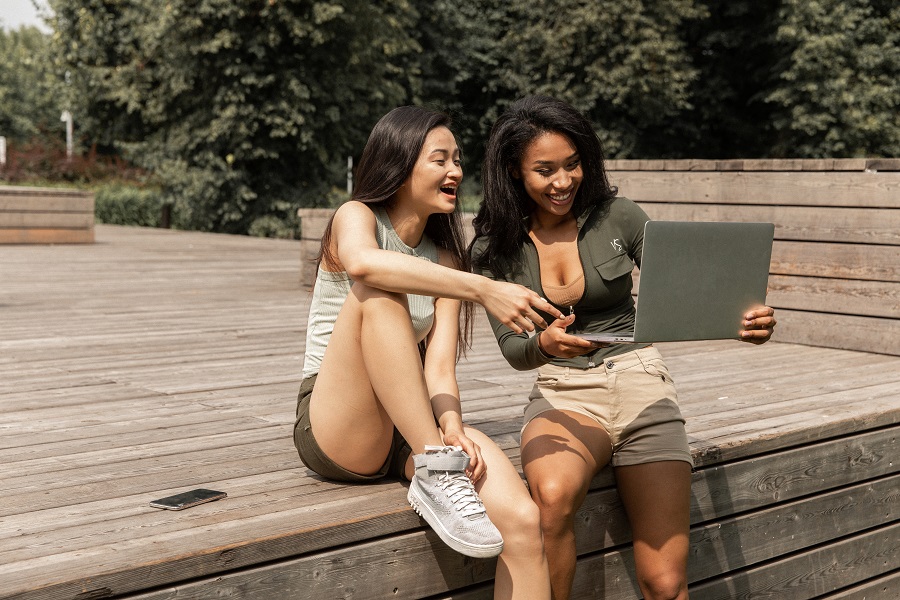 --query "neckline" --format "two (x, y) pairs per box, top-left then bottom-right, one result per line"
(377, 207), (428, 255)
